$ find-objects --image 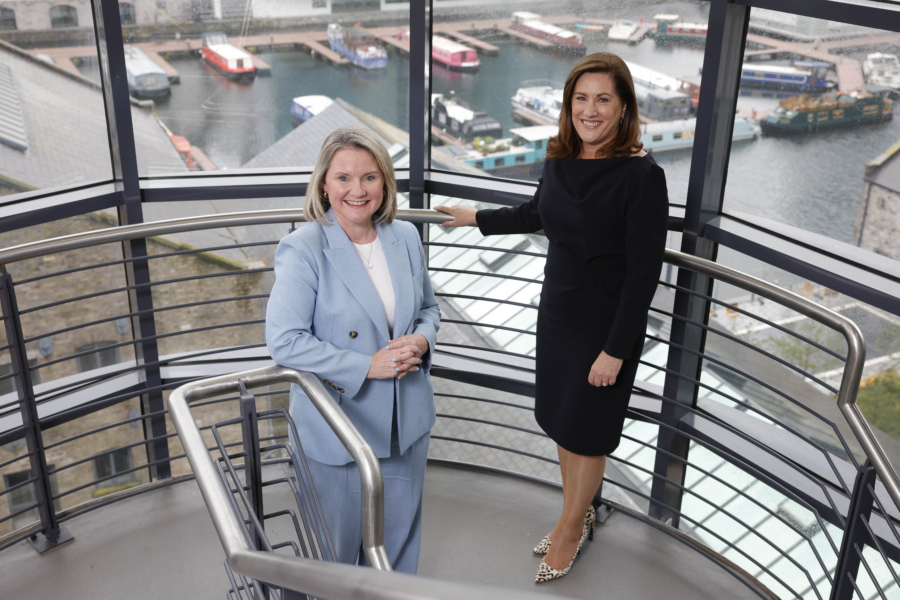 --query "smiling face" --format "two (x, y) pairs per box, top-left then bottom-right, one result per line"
(322, 147), (385, 235)
(571, 71), (626, 158)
